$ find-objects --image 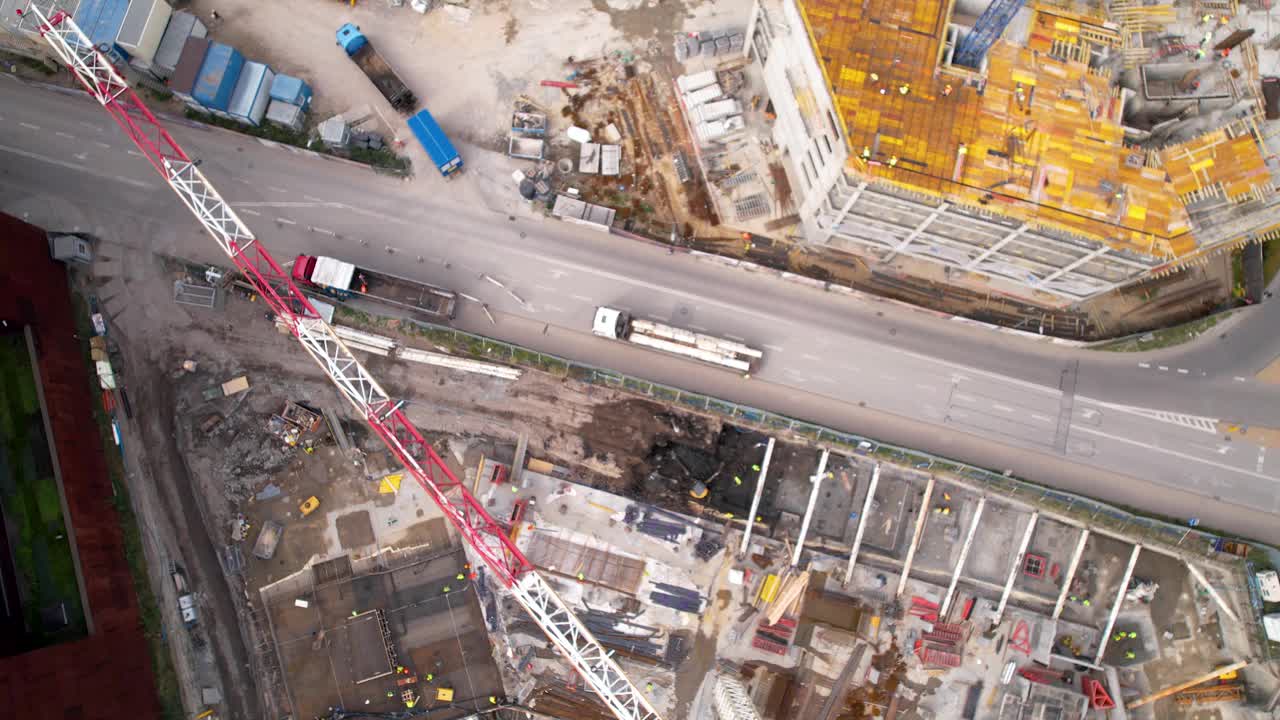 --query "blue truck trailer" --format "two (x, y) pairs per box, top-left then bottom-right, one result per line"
(407, 109), (463, 177)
